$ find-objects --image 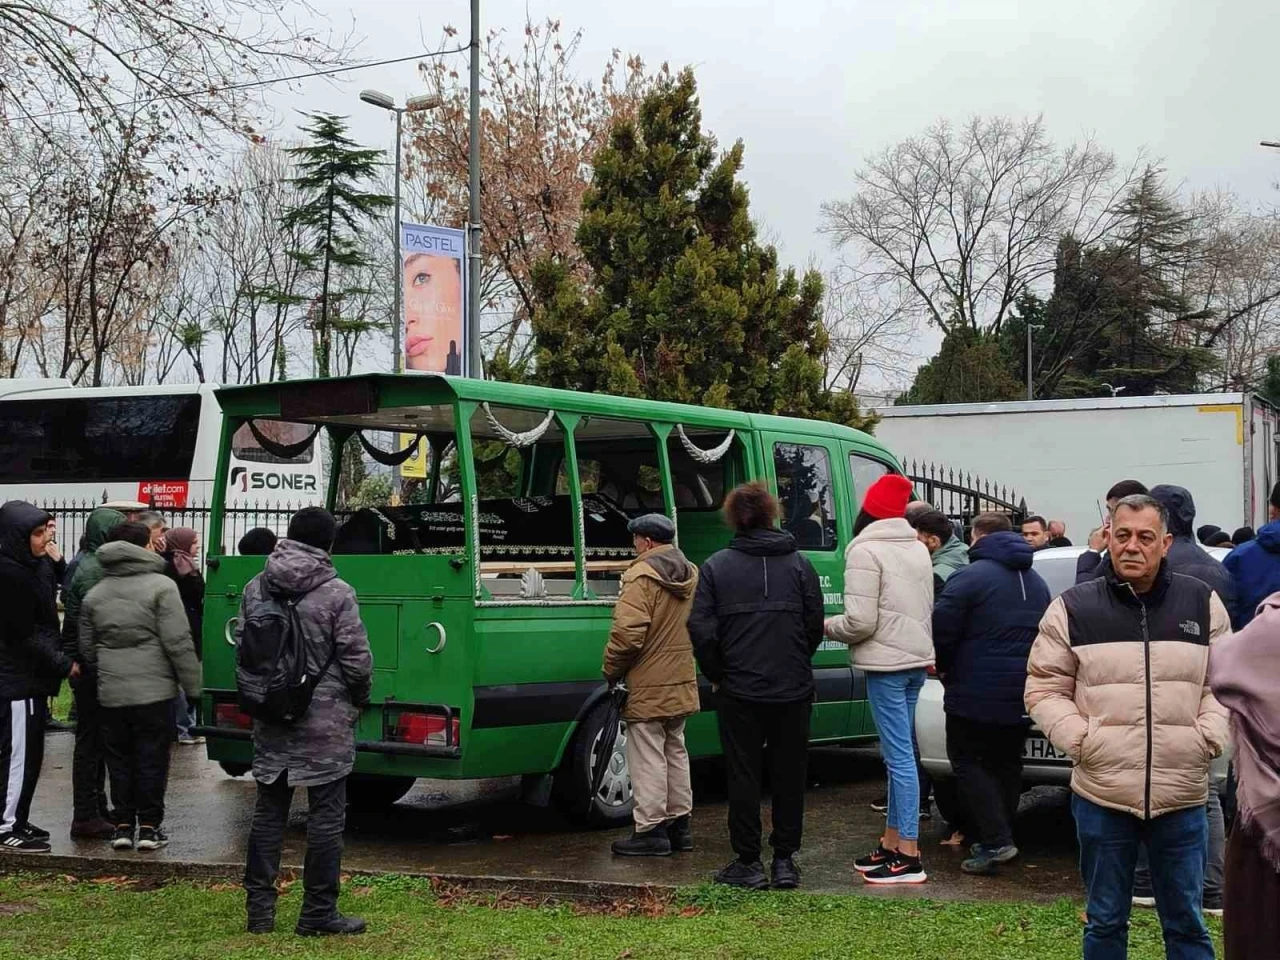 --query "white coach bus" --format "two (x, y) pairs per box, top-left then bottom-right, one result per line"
(0, 379), (323, 511)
